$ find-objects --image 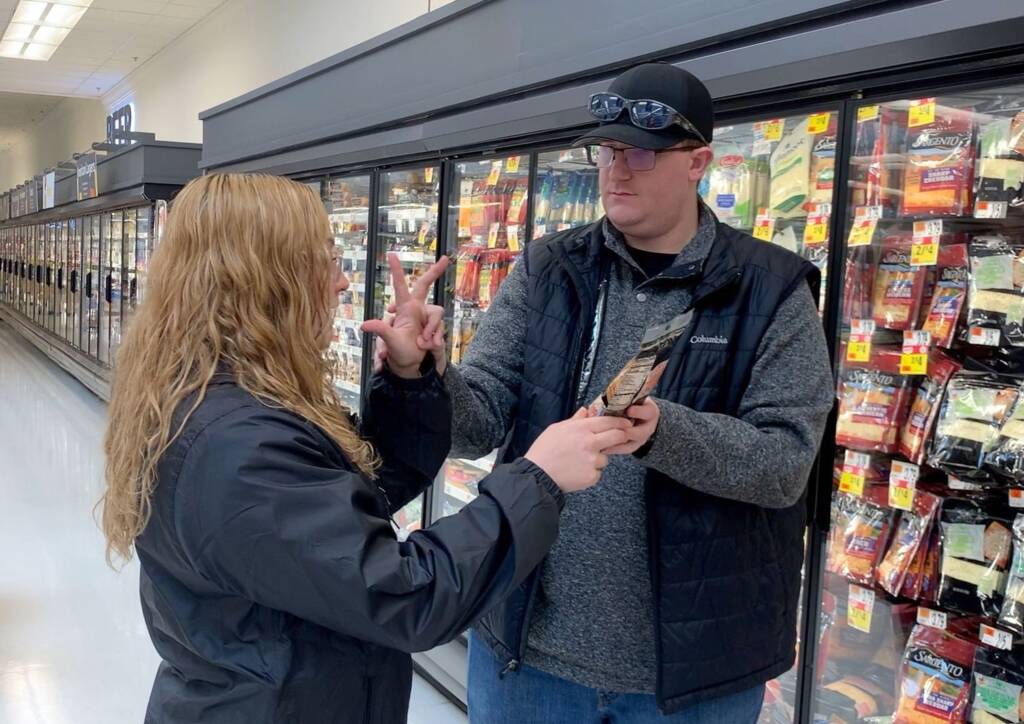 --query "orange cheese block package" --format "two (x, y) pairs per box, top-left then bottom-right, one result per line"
(894, 624), (977, 724)
(877, 490), (942, 596)
(873, 238), (929, 331)
(901, 106), (976, 218)
(899, 351), (962, 464)
(838, 346), (913, 454)
(827, 486), (895, 586)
